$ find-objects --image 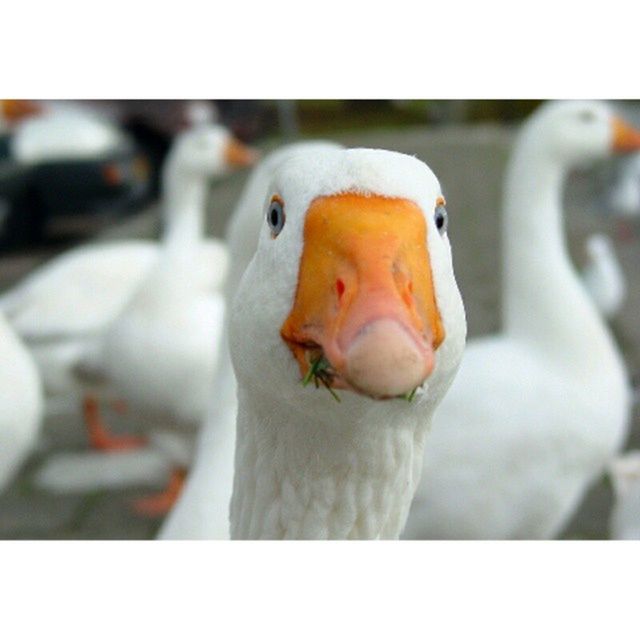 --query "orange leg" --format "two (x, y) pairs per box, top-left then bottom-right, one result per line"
(83, 395), (147, 451)
(132, 468), (187, 517)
